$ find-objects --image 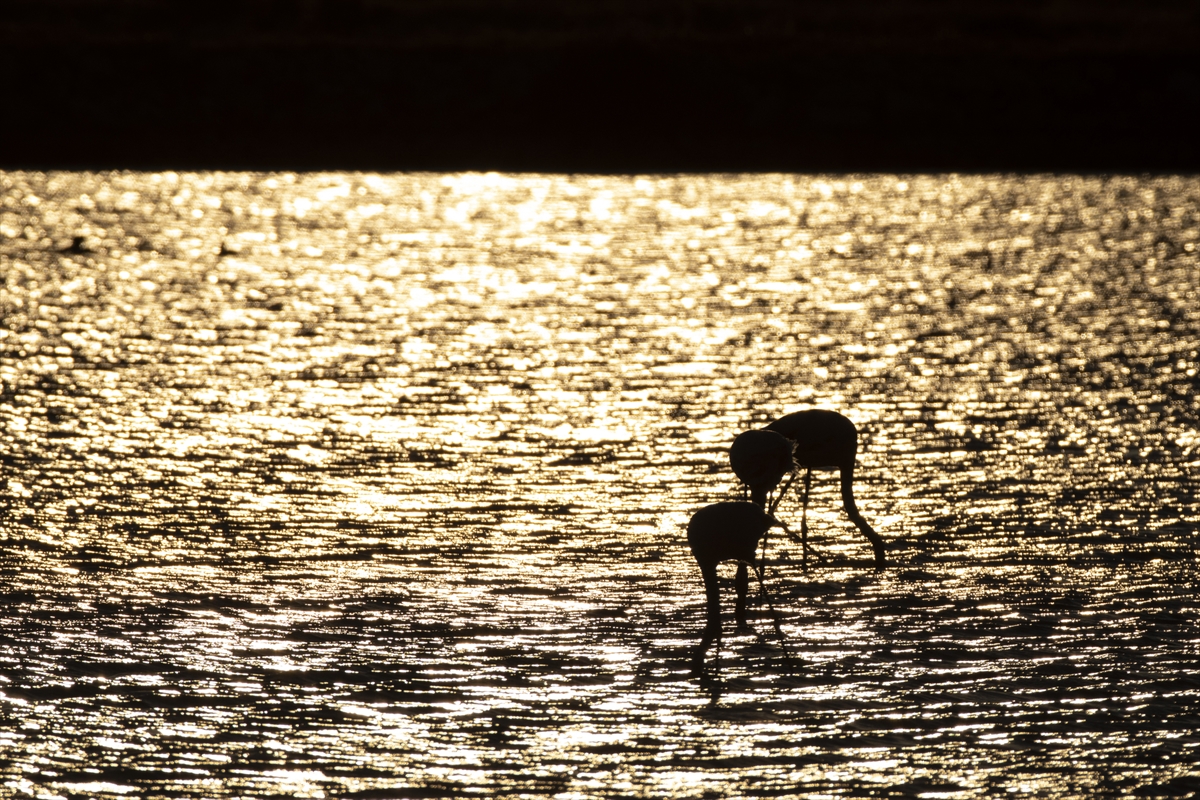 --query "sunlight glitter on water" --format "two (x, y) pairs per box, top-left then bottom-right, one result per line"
(2, 171), (1199, 798)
